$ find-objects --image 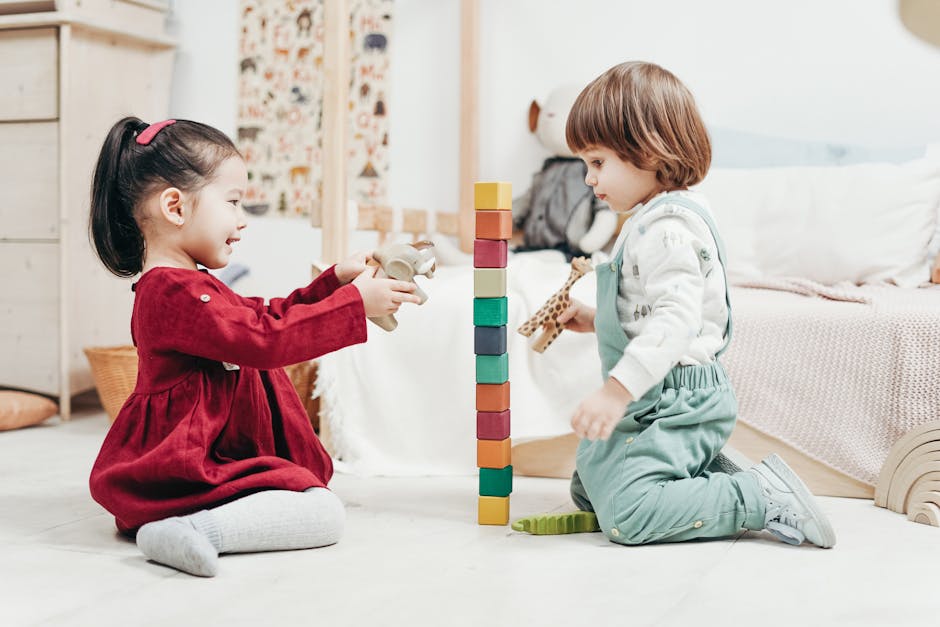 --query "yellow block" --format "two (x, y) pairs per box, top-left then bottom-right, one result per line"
(473, 268), (506, 298)
(474, 182), (512, 210)
(478, 495), (510, 525)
